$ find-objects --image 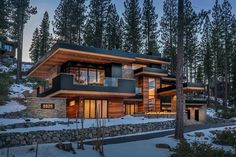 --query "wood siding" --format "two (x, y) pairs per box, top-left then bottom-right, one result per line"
(108, 98), (124, 118)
